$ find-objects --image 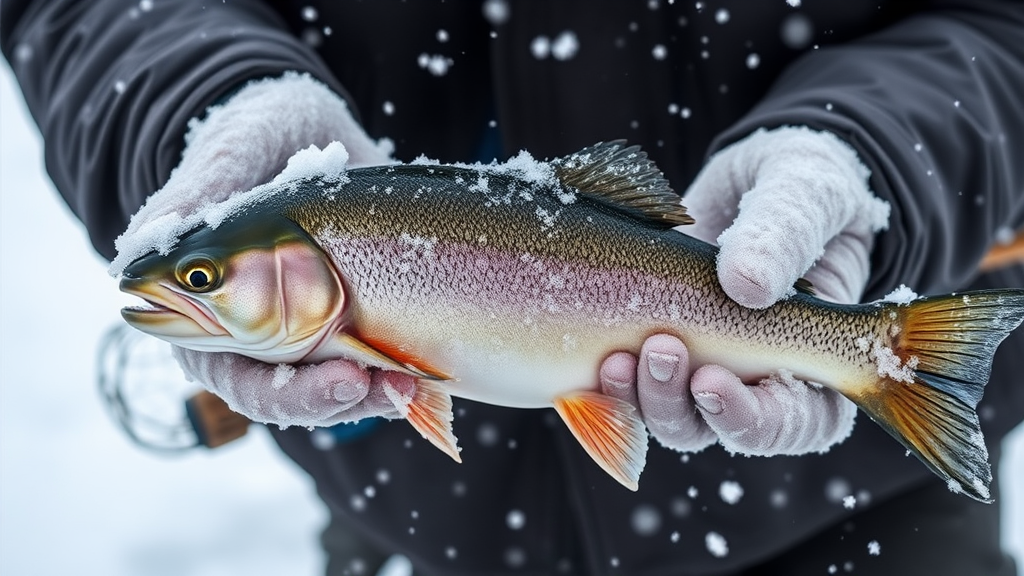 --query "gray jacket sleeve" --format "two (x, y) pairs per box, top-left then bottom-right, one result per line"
(1, 0), (345, 260)
(712, 0), (1024, 300)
